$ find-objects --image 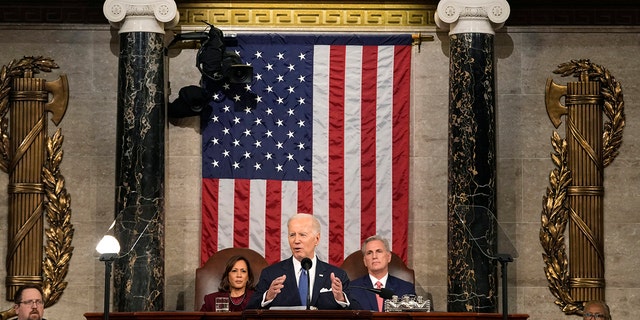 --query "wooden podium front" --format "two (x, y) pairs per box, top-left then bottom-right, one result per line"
(242, 310), (529, 320)
(84, 310), (529, 320)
